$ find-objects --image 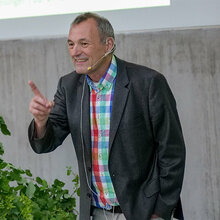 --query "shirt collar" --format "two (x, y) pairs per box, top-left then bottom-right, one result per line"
(86, 55), (117, 92)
